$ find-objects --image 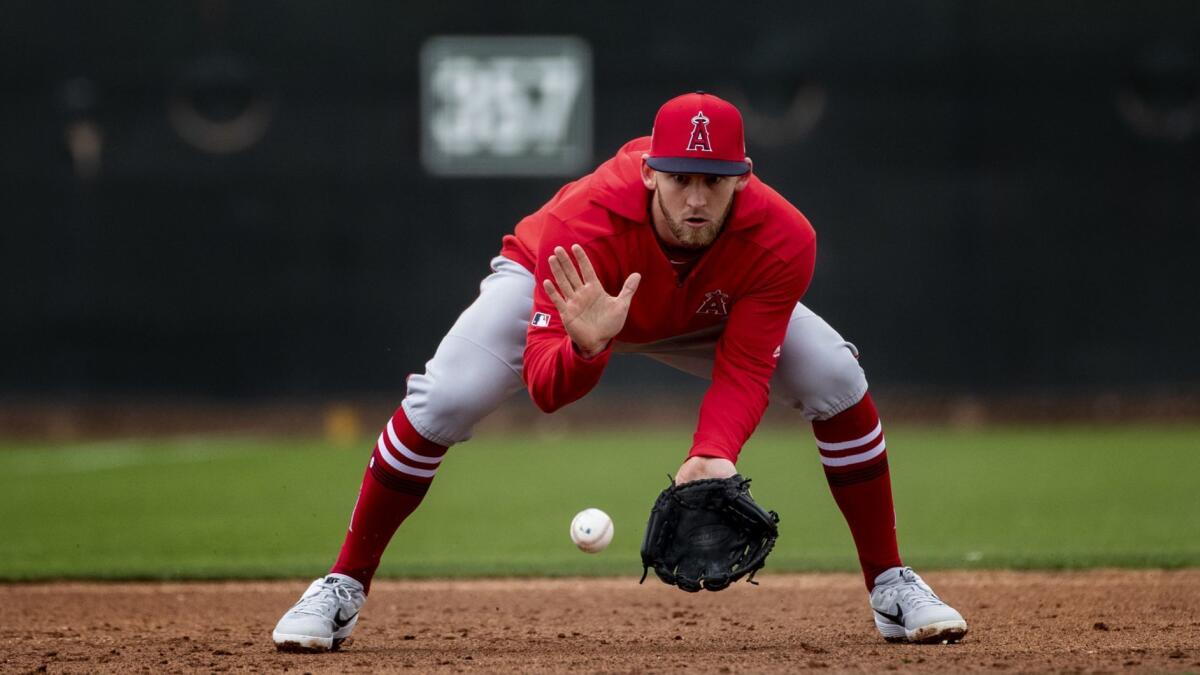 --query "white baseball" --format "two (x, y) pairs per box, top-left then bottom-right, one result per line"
(570, 508), (614, 553)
